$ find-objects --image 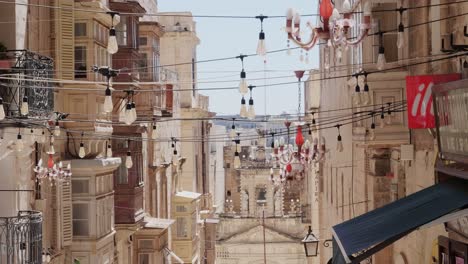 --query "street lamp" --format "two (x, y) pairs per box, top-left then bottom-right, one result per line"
(302, 226), (333, 257)
(302, 226), (319, 257)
